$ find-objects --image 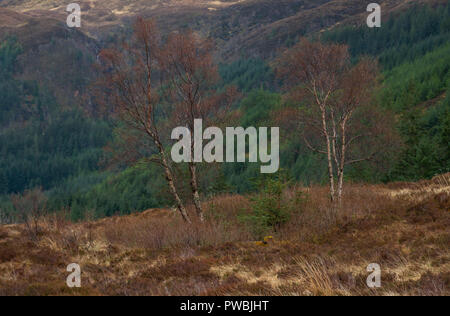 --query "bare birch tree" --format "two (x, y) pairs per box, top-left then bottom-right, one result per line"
(159, 30), (237, 221)
(276, 39), (393, 203)
(98, 18), (191, 223)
